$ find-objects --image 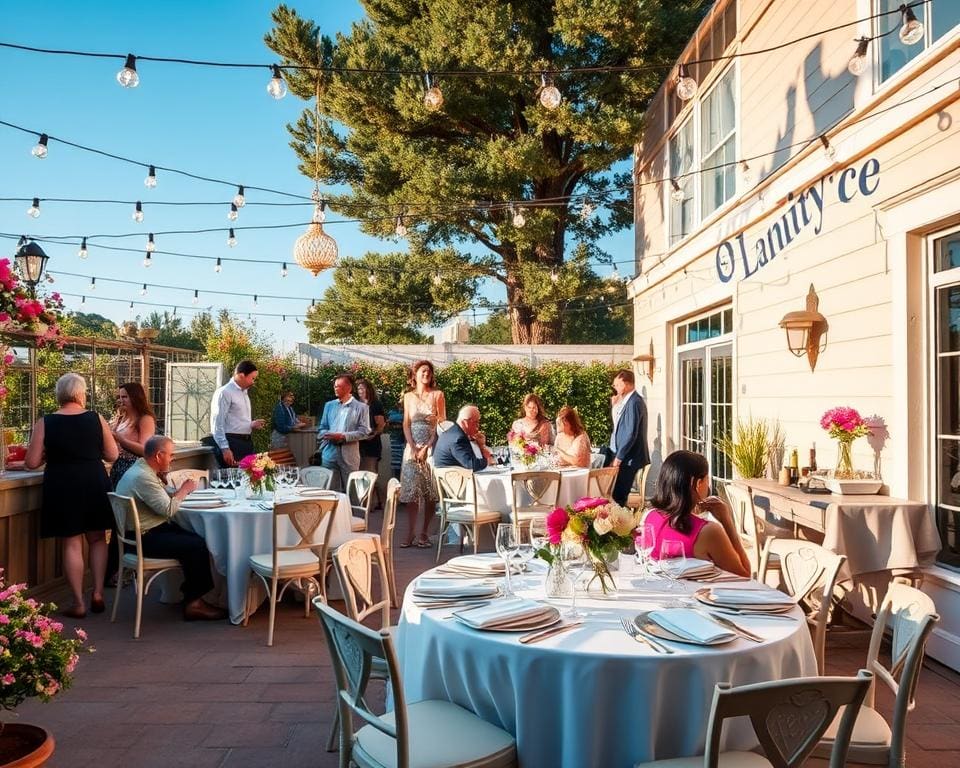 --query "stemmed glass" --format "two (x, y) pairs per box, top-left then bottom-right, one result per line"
(529, 517), (548, 552)
(559, 541), (586, 618)
(228, 468), (243, 500)
(209, 469), (225, 492)
(659, 540), (686, 591)
(513, 526), (536, 589)
(495, 524), (521, 597)
(634, 522), (656, 580)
